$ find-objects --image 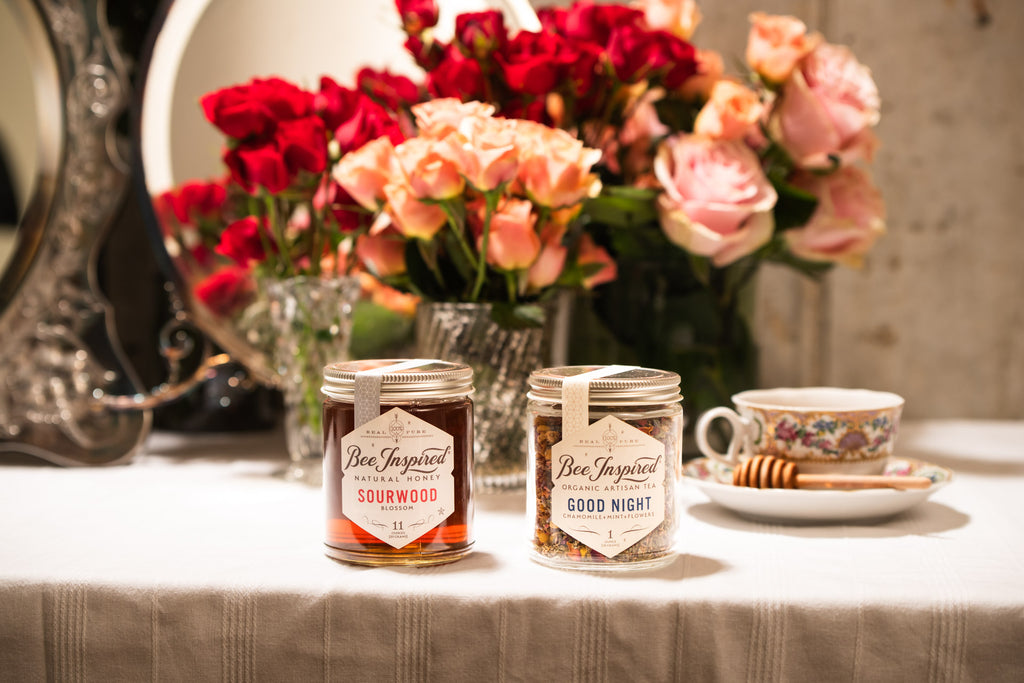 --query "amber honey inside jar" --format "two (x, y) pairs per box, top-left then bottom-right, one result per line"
(322, 359), (474, 566)
(527, 366), (683, 571)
